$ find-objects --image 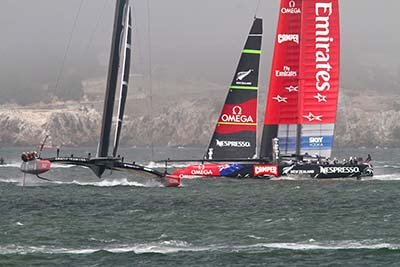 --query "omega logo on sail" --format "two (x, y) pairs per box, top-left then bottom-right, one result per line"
(281, 0), (301, 14)
(221, 106), (254, 123)
(315, 2), (334, 92)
